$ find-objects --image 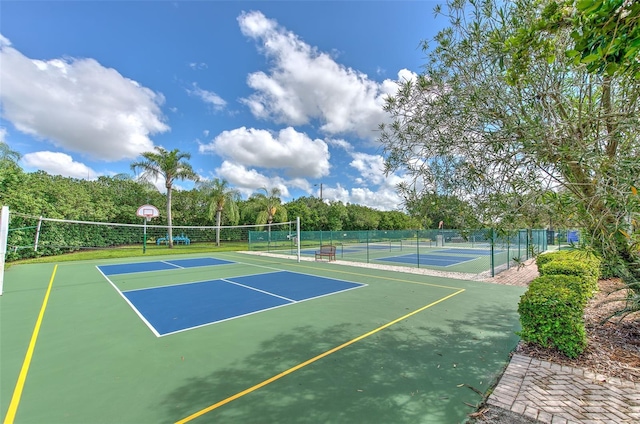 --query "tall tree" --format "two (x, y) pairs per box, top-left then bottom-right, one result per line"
(197, 178), (240, 246)
(130, 147), (199, 248)
(249, 187), (287, 241)
(251, 187), (287, 226)
(379, 0), (639, 289)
